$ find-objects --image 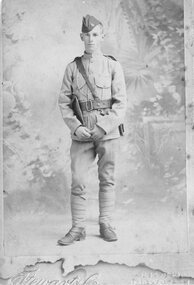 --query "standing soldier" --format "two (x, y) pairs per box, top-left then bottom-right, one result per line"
(58, 15), (127, 245)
